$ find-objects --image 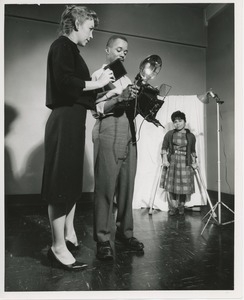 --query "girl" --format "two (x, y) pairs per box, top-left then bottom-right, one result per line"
(160, 111), (197, 215)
